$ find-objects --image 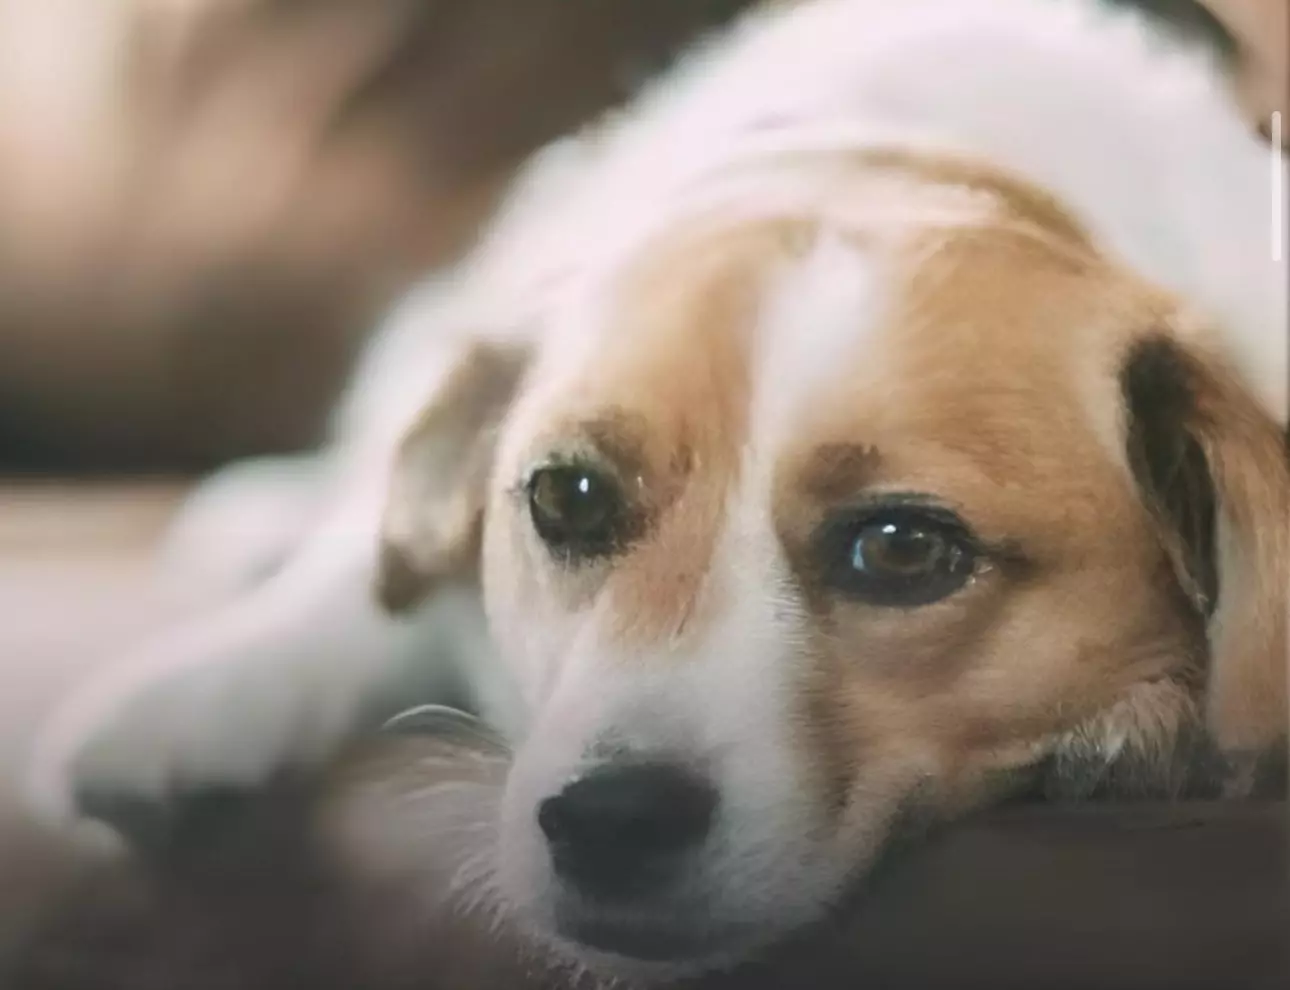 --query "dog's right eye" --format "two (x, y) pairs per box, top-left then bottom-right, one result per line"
(527, 464), (628, 560)
(814, 501), (982, 607)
